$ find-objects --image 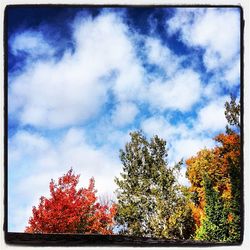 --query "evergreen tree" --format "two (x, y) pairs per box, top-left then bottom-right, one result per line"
(114, 131), (193, 239)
